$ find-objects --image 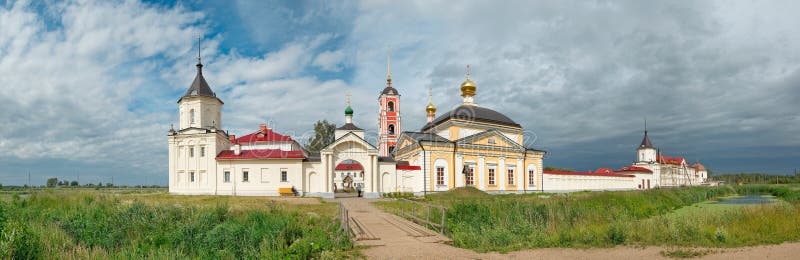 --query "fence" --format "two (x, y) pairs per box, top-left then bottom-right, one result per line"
(398, 198), (448, 235)
(338, 203), (352, 238)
